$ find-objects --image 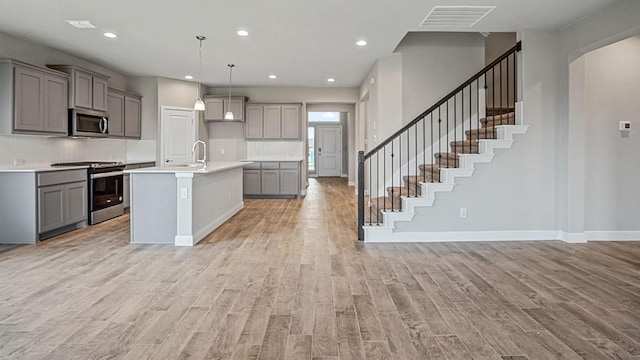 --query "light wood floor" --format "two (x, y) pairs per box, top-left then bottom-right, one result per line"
(1, 178), (640, 359)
